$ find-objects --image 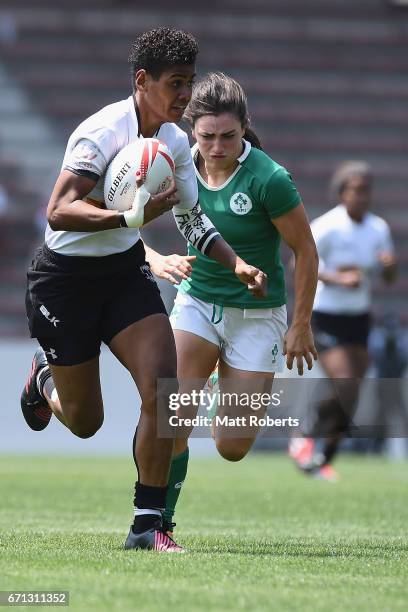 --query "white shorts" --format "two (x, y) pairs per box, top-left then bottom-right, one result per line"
(170, 292), (287, 373)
